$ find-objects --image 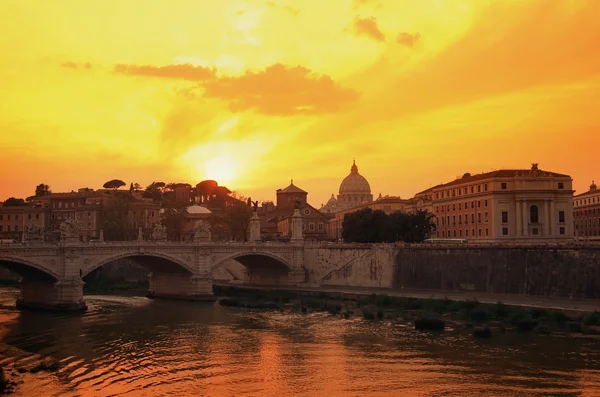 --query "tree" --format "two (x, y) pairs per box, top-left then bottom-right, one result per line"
(34, 183), (51, 197)
(196, 180), (218, 204)
(223, 201), (253, 241)
(103, 179), (126, 190)
(133, 183), (142, 191)
(342, 209), (436, 243)
(142, 182), (164, 201)
(2, 197), (26, 206)
(161, 201), (188, 241)
(100, 193), (135, 240)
